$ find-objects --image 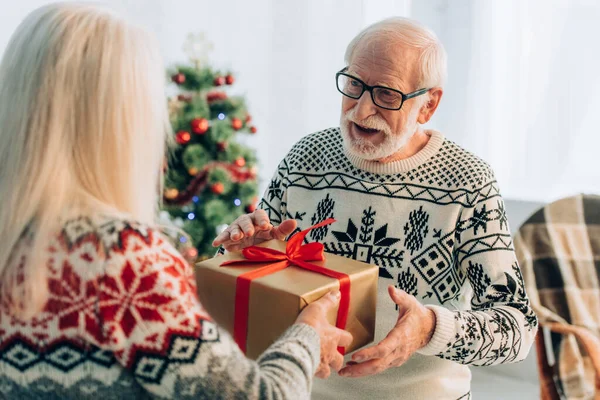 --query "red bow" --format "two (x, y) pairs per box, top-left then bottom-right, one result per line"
(221, 218), (350, 354)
